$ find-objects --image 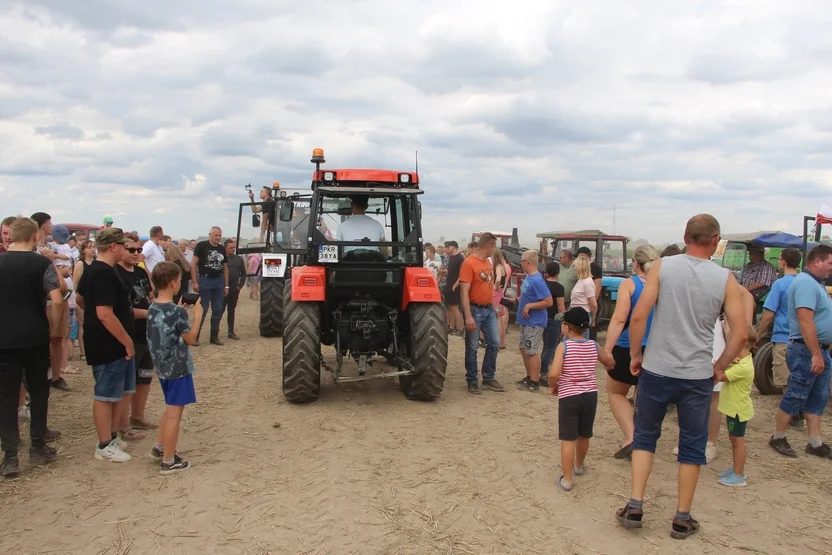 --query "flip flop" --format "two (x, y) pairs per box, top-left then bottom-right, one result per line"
(130, 417), (159, 430)
(119, 426), (146, 441)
